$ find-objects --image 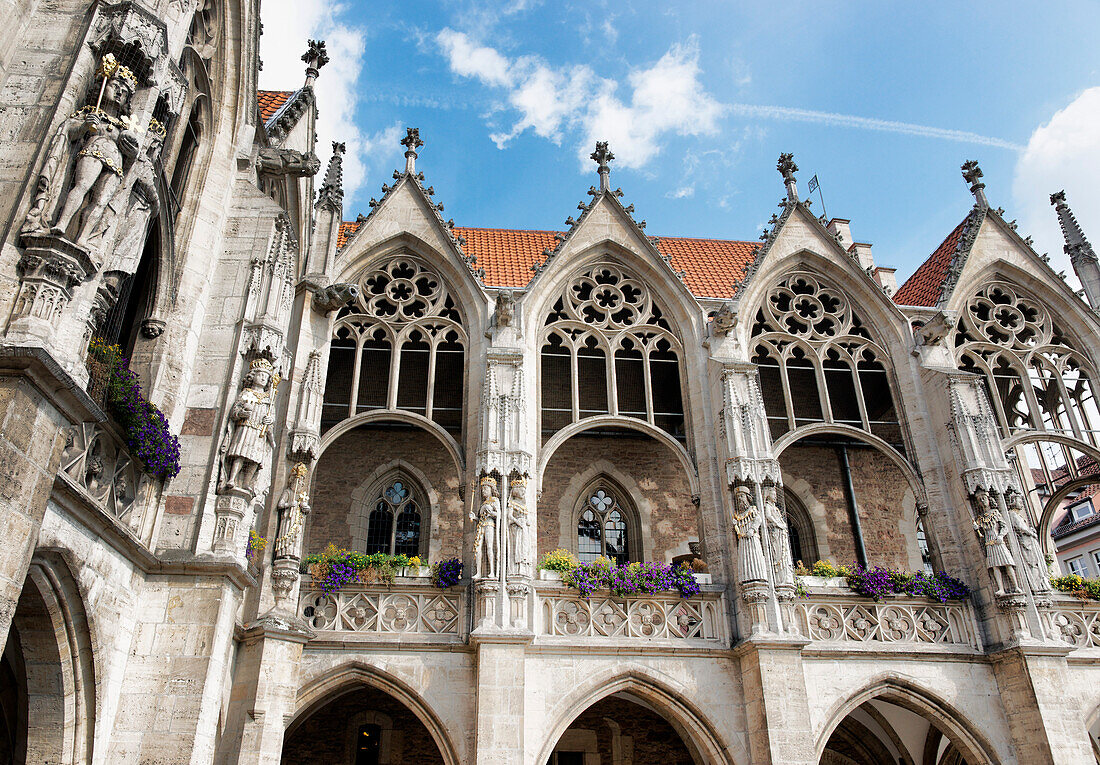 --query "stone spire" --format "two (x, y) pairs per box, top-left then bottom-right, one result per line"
(316, 141), (344, 210)
(302, 39), (329, 87)
(961, 160), (989, 209)
(401, 128), (423, 175)
(591, 141), (614, 192)
(777, 153), (798, 202)
(1051, 189), (1100, 307)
